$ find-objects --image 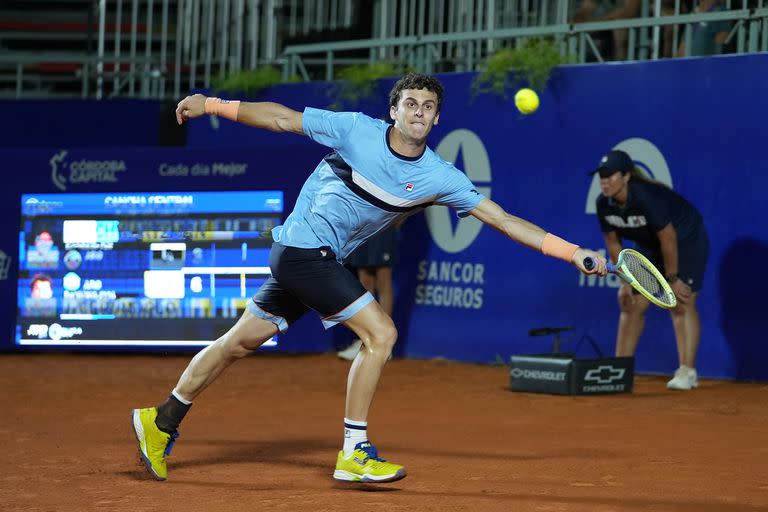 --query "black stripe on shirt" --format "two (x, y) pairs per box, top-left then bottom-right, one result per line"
(323, 152), (433, 214)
